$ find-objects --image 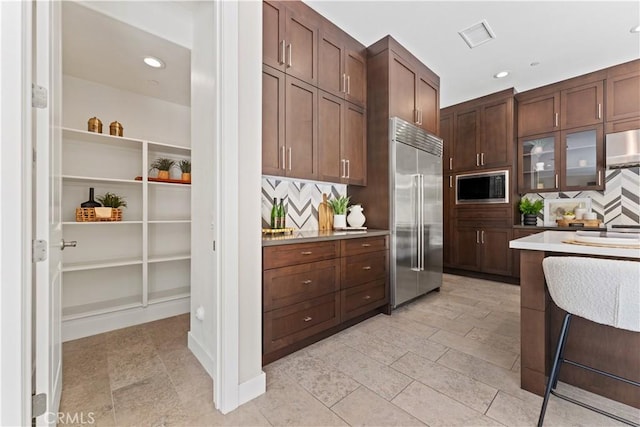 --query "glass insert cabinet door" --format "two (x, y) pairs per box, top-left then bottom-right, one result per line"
(562, 125), (603, 190)
(520, 134), (557, 192)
